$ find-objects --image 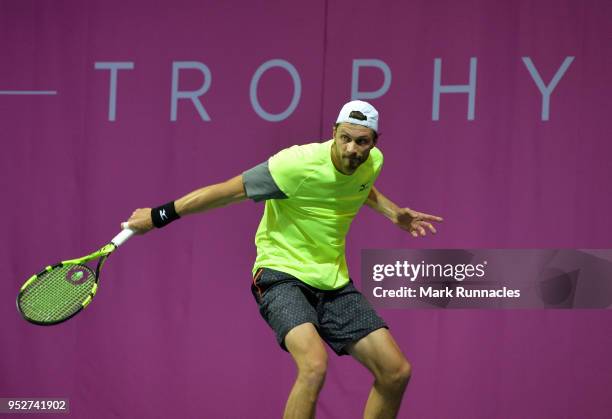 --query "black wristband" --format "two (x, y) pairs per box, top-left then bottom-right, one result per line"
(151, 201), (180, 228)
